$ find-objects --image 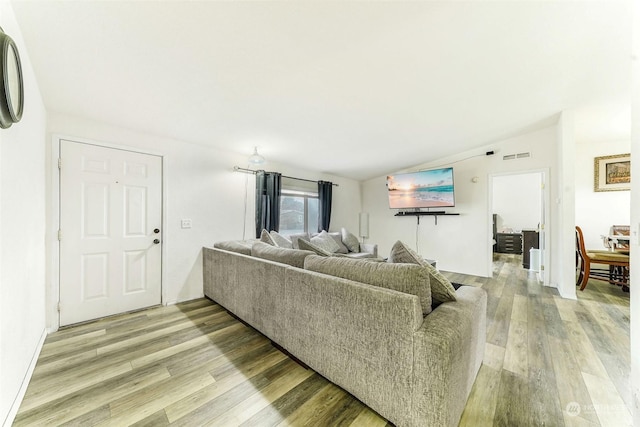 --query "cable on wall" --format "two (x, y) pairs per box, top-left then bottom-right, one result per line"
(415, 150), (495, 172)
(415, 216), (420, 253)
